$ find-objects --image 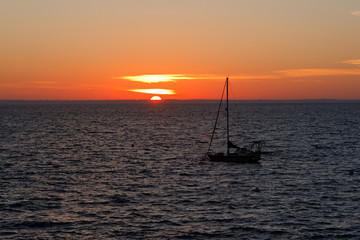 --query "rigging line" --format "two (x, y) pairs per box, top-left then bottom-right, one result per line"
(228, 79), (237, 132)
(228, 79), (243, 142)
(229, 80), (242, 111)
(207, 80), (227, 152)
(226, 77), (229, 155)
